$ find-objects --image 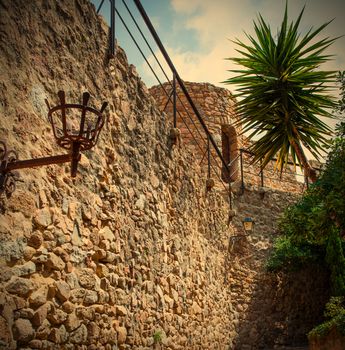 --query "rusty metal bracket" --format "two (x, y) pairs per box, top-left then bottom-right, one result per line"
(0, 141), (18, 196)
(0, 91), (108, 196)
